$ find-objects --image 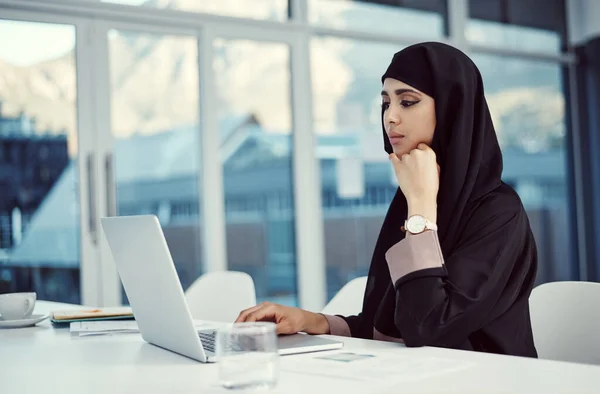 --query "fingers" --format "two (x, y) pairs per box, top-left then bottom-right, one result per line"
(389, 146), (436, 164)
(389, 153), (405, 172)
(275, 321), (294, 335)
(416, 143), (436, 158)
(235, 302), (270, 323)
(246, 306), (280, 325)
(235, 303), (296, 335)
(237, 302), (279, 324)
(414, 144), (432, 155)
(234, 305), (260, 323)
(402, 148), (424, 161)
